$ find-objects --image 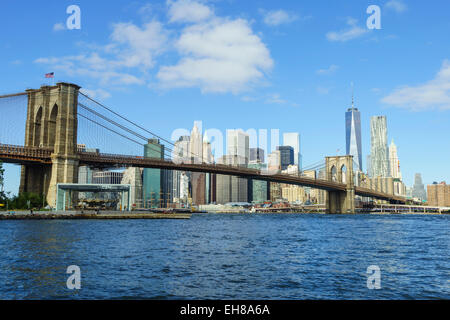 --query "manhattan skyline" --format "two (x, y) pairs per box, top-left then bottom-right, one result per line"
(1, 0), (450, 193)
